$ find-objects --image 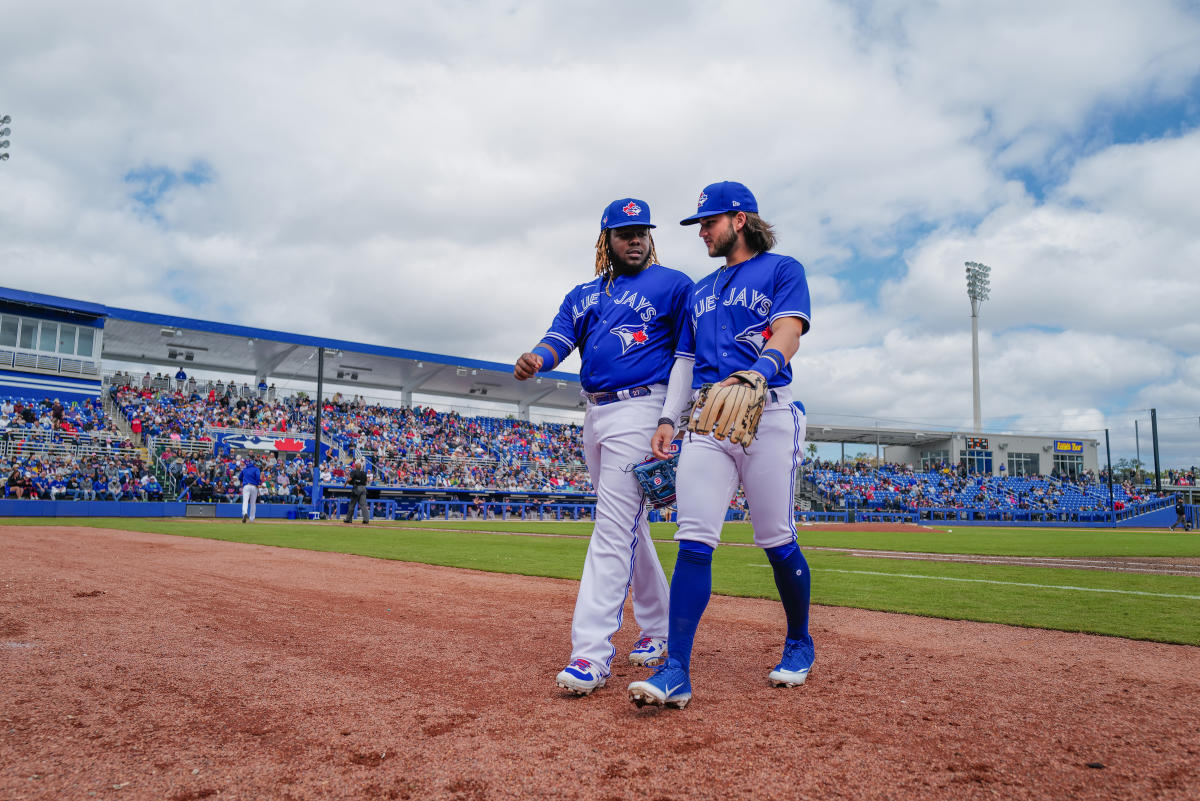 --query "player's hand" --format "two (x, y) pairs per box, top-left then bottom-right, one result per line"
(717, 369), (765, 387)
(651, 422), (676, 460)
(513, 353), (543, 381)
